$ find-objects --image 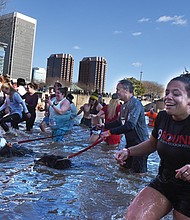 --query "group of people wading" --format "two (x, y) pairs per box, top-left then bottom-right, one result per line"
(0, 73), (190, 219)
(77, 77), (190, 219)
